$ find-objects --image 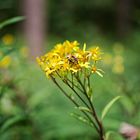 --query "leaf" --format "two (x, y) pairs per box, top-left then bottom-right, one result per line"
(96, 71), (103, 77)
(105, 131), (114, 140)
(83, 43), (86, 51)
(75, 106), (92, 113)
(105, 131), (122, 140)
(101, 96), (121, 120)
(0, 86), (6, 99)
(0, 16), (25, 29)
(0, 86), (9, 99)
(70, 113), (93, 126)
(0, 115), (27, 133)
(87, 87), (93, 98)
